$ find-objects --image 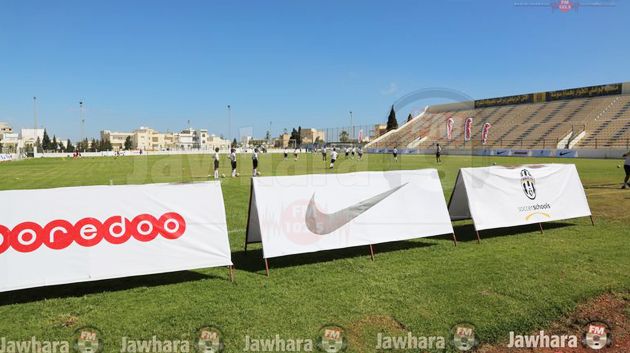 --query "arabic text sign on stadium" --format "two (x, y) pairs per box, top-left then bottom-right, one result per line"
(246, 170), (454, 259)
(0, 182), (232, 292)
(448, 164), (591, 231)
